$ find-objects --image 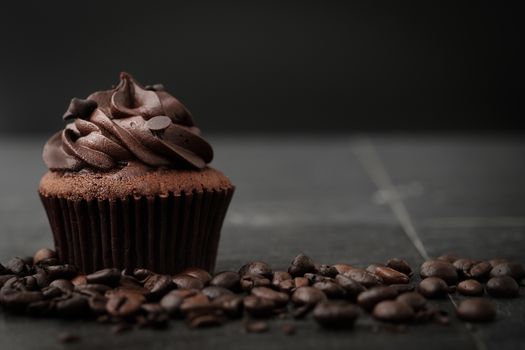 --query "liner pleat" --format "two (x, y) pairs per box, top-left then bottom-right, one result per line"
(39, 187), (234, 274)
